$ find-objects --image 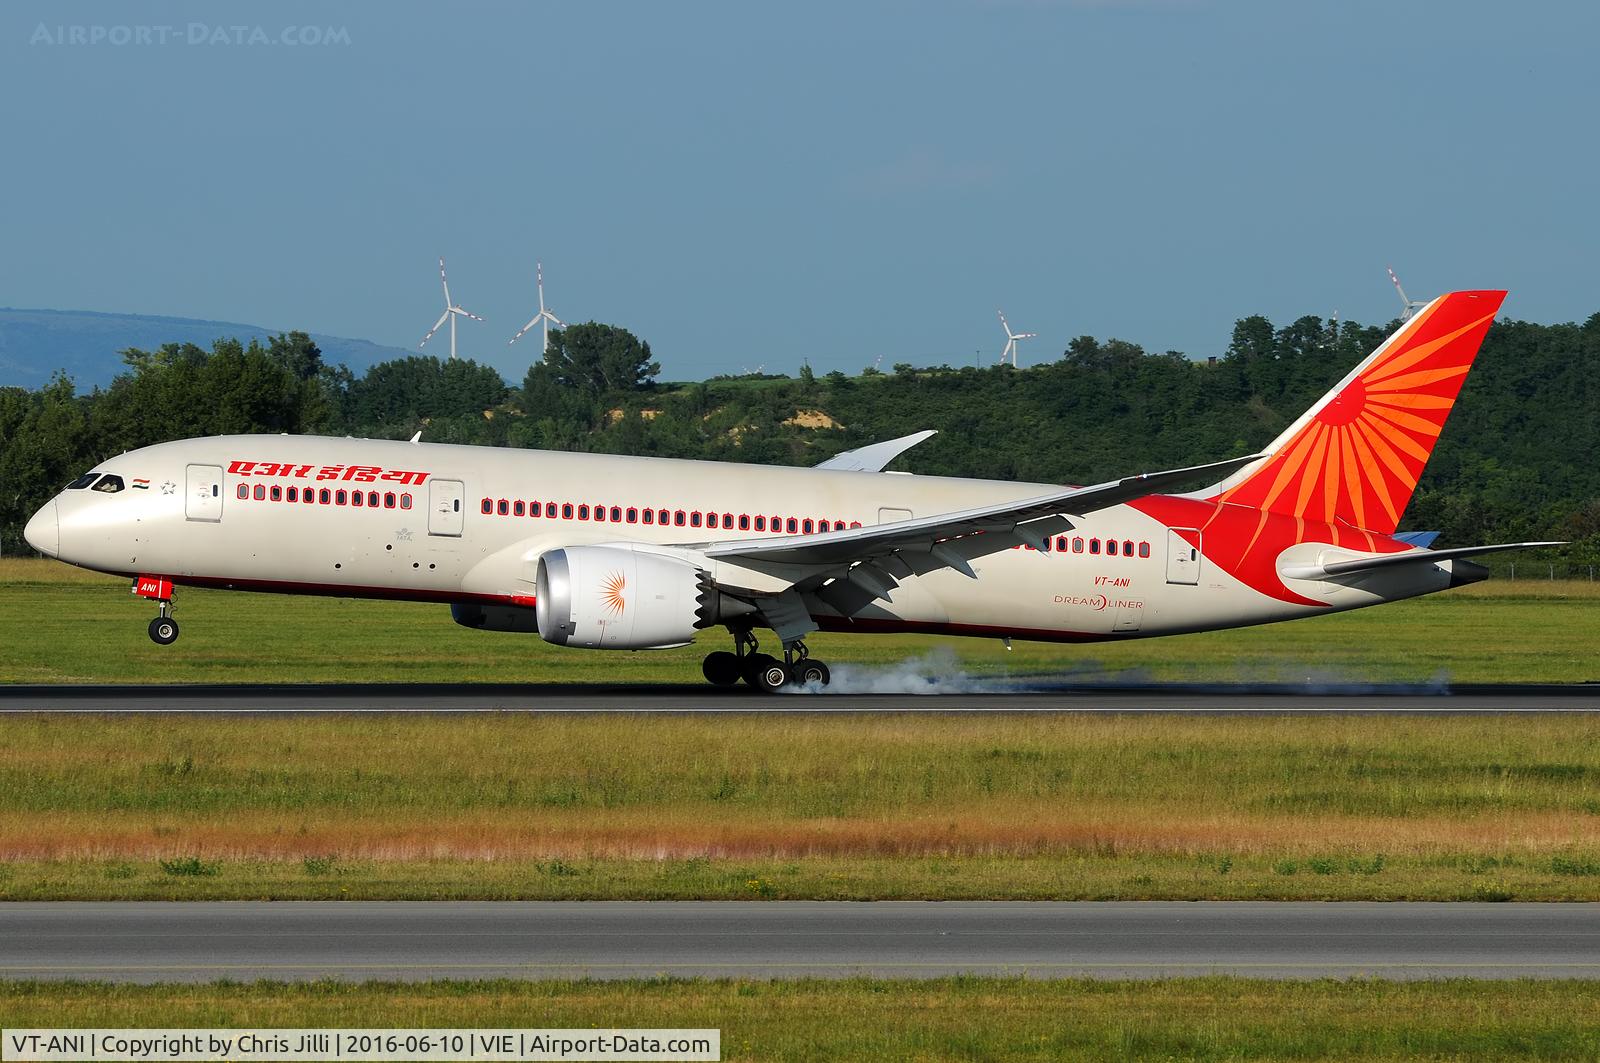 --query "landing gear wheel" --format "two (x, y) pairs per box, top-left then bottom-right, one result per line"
(742, 653), (781, 689)
(702, 651), (741, 687)
(754, 658), (792, 693)
(148, 616), (179, 645)
(792, 659), (830, 687)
